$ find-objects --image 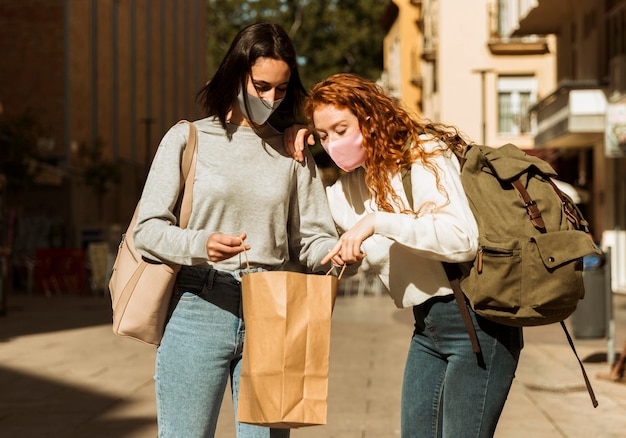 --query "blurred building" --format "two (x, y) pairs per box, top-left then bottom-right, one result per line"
(0, 0), (206, 293)
(380, 0), (556, 149)
(380, 0), (423, 113)
(514, 0), (626, 293)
